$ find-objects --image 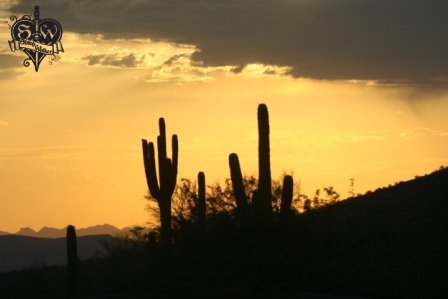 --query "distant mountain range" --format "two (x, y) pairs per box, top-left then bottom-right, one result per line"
(0, 224), (128, 238)
(0, 224), (126, 272)
(0, 234), (115, 272)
